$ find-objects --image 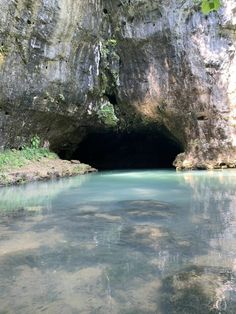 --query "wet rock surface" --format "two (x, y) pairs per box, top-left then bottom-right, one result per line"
(0, 0), (235, 168)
